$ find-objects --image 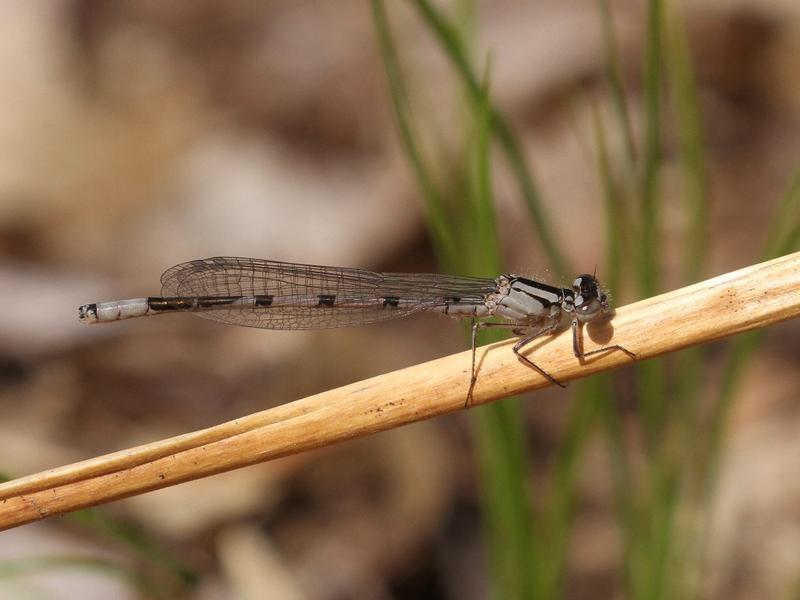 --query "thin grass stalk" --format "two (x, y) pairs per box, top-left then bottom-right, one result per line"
(466, 58), (537, 600)
(663, 7), (714, 596)
(603, 391), (646, 598)
(466, 58), (501, 267)
(667, 11), (709, 285)
(590, 100), (642, 597)
(764, 167), (800, 258)
(373, 4), (536, 597)
(371, 0), (458, 267)
(410, 0), (570, 276)
(705, 165), (800, 479)
(677, 158), (800, 600)
(538, 381), (603, 598)
(639, 0), (664, 298)
(471, 405), (537, 600)
(598, 0), (637, 168)
(636, 2), (683, 597)
(636, 0), (668, 450)
(526, 99), (630, 599)
(0, 472), (195, 592)
(68, 509), (197, 589)
(597, 0), (644, 278)
(0, 556), (165, 600)
(454, 0), (476, 49)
